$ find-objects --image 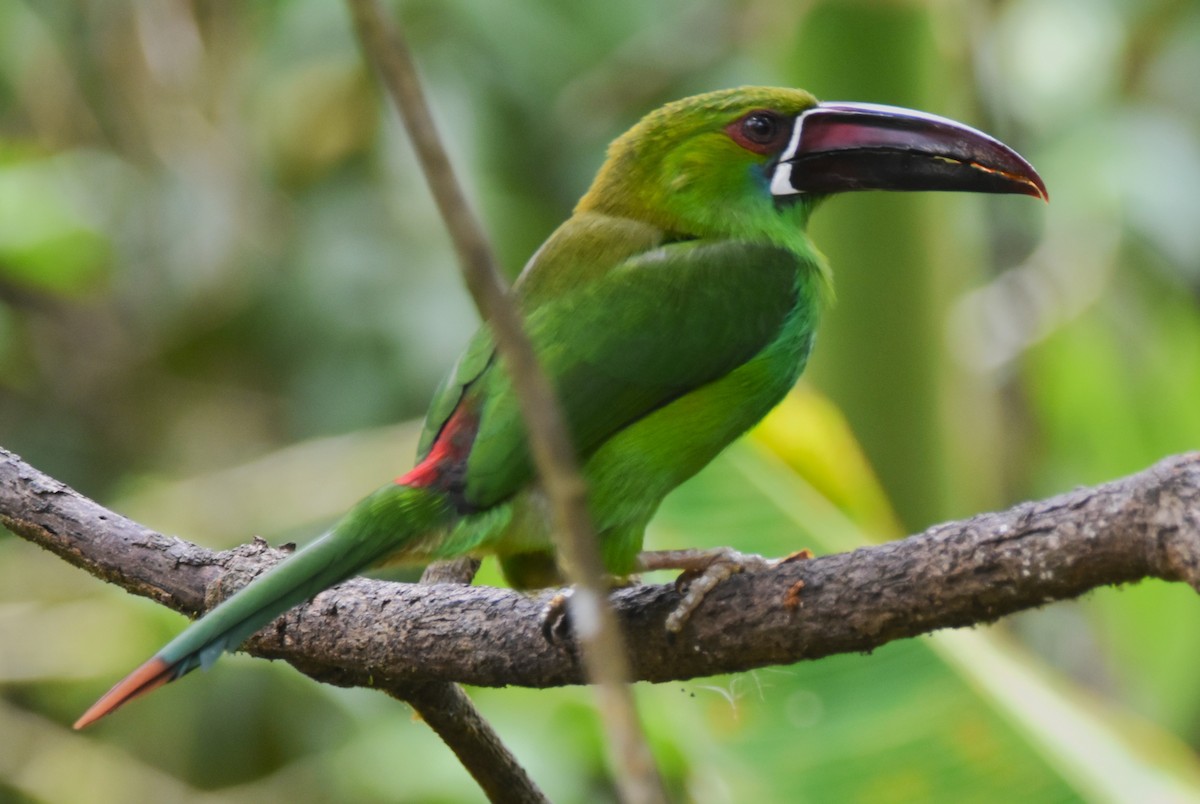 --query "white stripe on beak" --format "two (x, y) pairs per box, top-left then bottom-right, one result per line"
(769, 111), (808, 197)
